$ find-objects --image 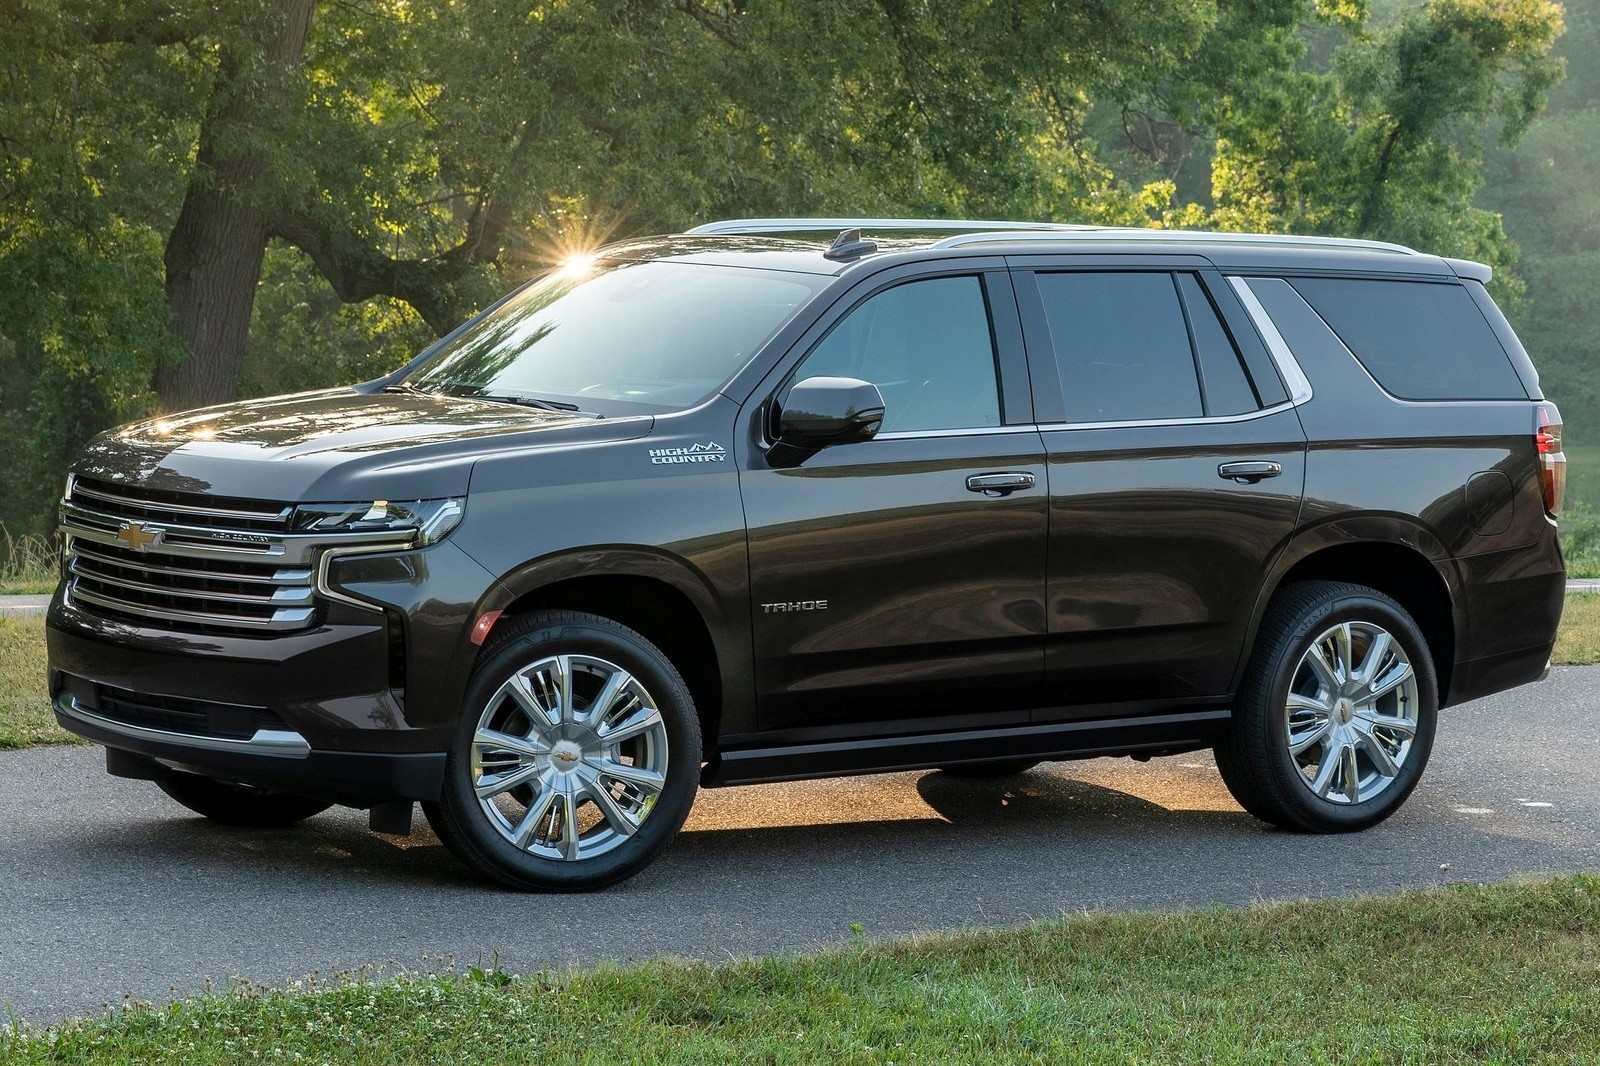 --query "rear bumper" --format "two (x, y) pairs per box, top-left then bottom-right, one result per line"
(1448, 542), (1564, 707)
